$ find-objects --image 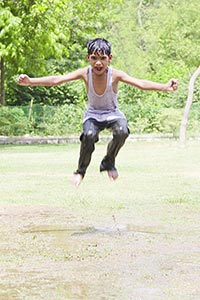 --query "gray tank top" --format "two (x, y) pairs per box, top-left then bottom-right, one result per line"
(83, 66), (126, 123)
